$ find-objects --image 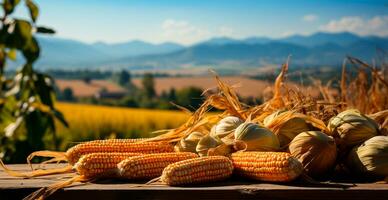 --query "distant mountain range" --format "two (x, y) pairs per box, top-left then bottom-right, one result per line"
(8, 32), (388, 70)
